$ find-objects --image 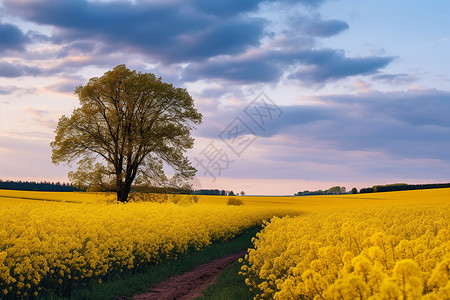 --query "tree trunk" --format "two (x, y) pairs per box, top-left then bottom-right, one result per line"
(117, 182), (131, 202)
(117, 192), (127, 203)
